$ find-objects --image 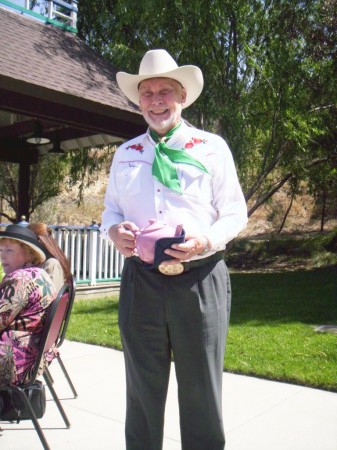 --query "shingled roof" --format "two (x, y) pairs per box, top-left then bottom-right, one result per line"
(0, 6), (146, 147)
